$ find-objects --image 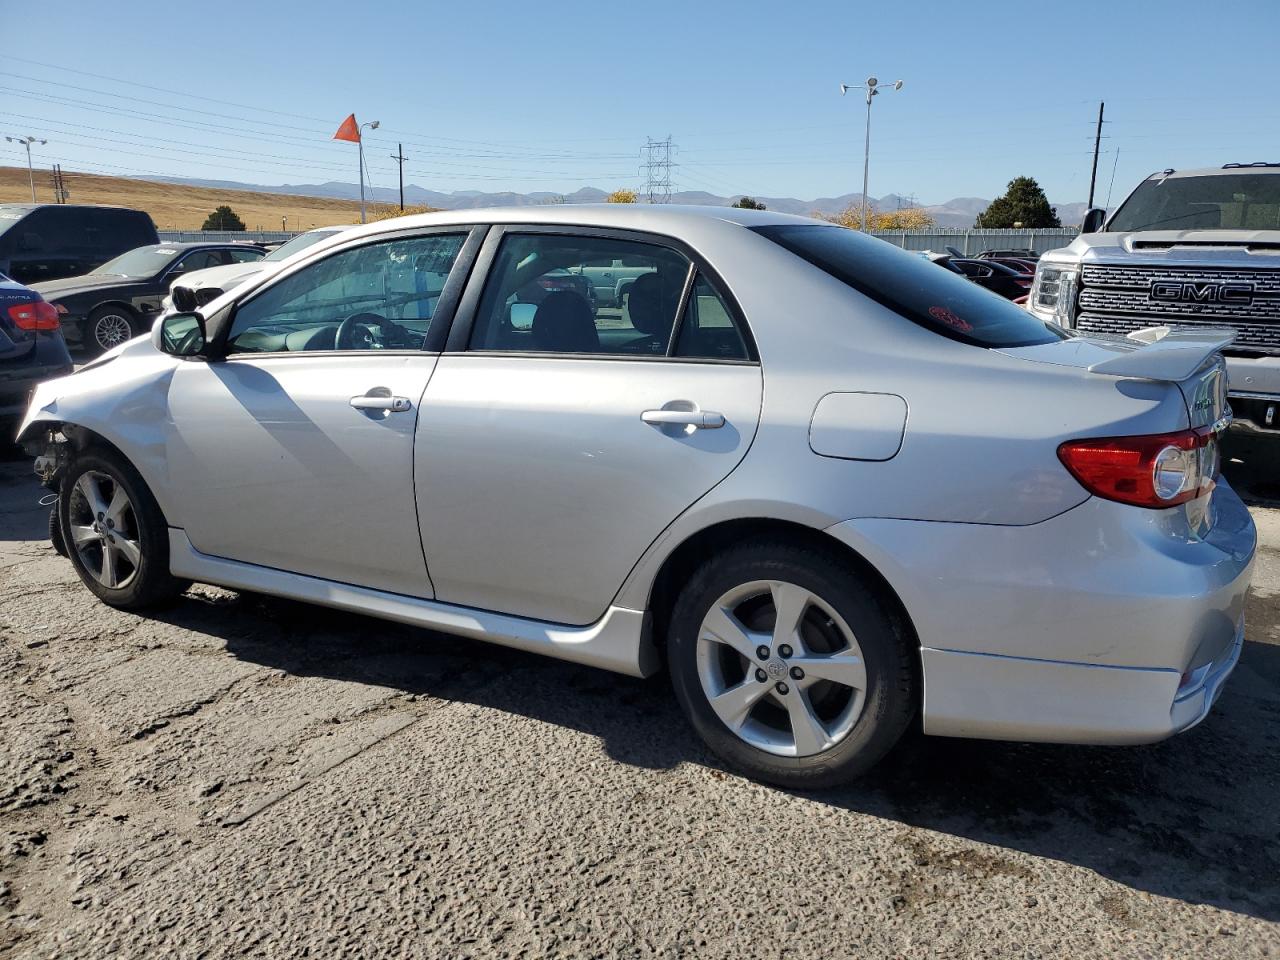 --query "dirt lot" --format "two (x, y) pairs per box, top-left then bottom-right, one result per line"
(0, 166), (420, 231)
(2, 451), (1279, 959)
